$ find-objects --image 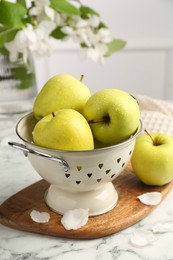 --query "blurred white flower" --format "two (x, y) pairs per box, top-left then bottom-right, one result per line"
(44, 6), (55, 20)
(87, 48), (102, 63)
(62, 26), (91, 47)
(5, 26), (33, 62)
(87, 44), (108, 63)
(2, 1), (123, 65)
(98, 28), (112, 43)
(80, 43), (108, 64)
(88, 15), (100, 28)
(4, 43), (18, 62)
(61, 26), (73, 35)
(54, 12), (66, 26)
(61, 14), (112, 56)
(36, 20), (56, 37)
(75, 17), (89, 28)
(29, 0), (55, 21)
(34, 0), (50, 8)
(5, 21), (56, 62)
(29, 40), (52, 56)
(78, 29), (92, 46)
(27, 21), (56, 57)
